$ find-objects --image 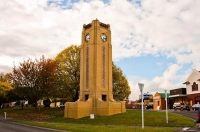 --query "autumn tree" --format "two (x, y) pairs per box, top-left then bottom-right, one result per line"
(55, 45), (131, 101)
(0, 80), (13, 107)
(0, 73), (4, 81)
(10, 56), (59, 108)
(55, 45), (80, 102)
(112, 63), (131, 101)
(0, 72), (11, 82)
(0, 73), (21, 104)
